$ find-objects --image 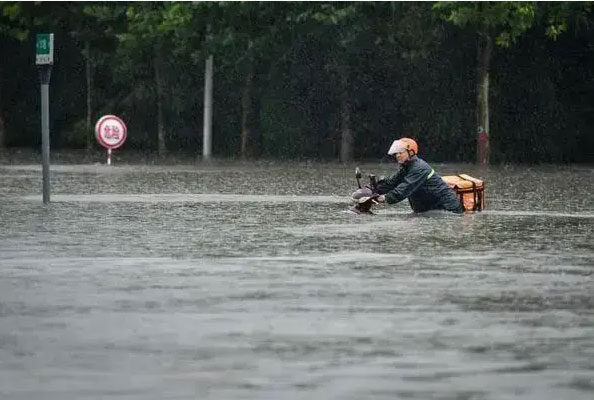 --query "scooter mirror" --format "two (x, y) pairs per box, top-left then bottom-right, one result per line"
(369, 174), (377, 190)
(355, 167), (362, 188)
